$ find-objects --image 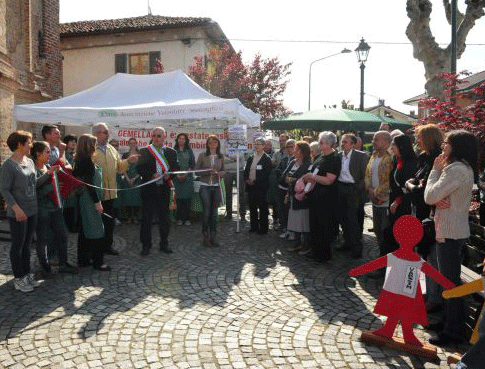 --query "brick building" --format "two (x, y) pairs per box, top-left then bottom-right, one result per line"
(0, 0), (62, 162)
